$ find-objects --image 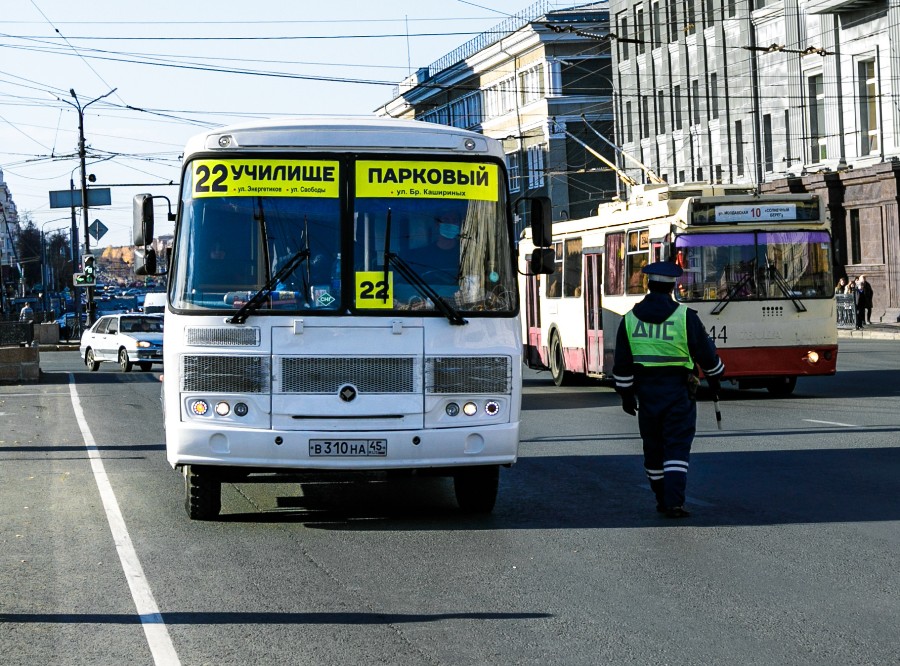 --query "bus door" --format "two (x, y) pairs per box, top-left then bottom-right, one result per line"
(583, 250), (603, 374)
(524, 273), (543, 368)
